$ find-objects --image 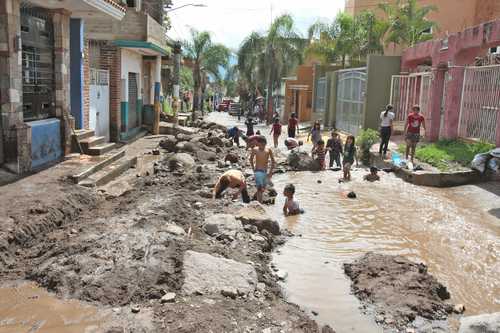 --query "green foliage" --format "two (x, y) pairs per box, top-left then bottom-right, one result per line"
(356, 129), (380, 165)
(398, 140), (495, 171)
(180, 67), (193, 91)
(379, 0), (438, 48)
